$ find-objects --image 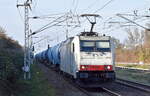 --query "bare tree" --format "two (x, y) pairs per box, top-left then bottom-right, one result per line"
(144, 23), (150, 46)
(125, 28), (144, 49)
(0, 26), (6, 37)
(111, 37), (123, 48)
